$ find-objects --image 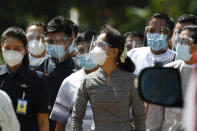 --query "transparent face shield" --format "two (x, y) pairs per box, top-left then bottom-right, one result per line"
(145, 26), (170, 35)
(26, 31), (46, 56)
(171, 31), (180, 51)
(145, 26), (177, 66)
(74, 36), (97, 69)
(125, 40), (143, 51)
(44, 35), (70, 62)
